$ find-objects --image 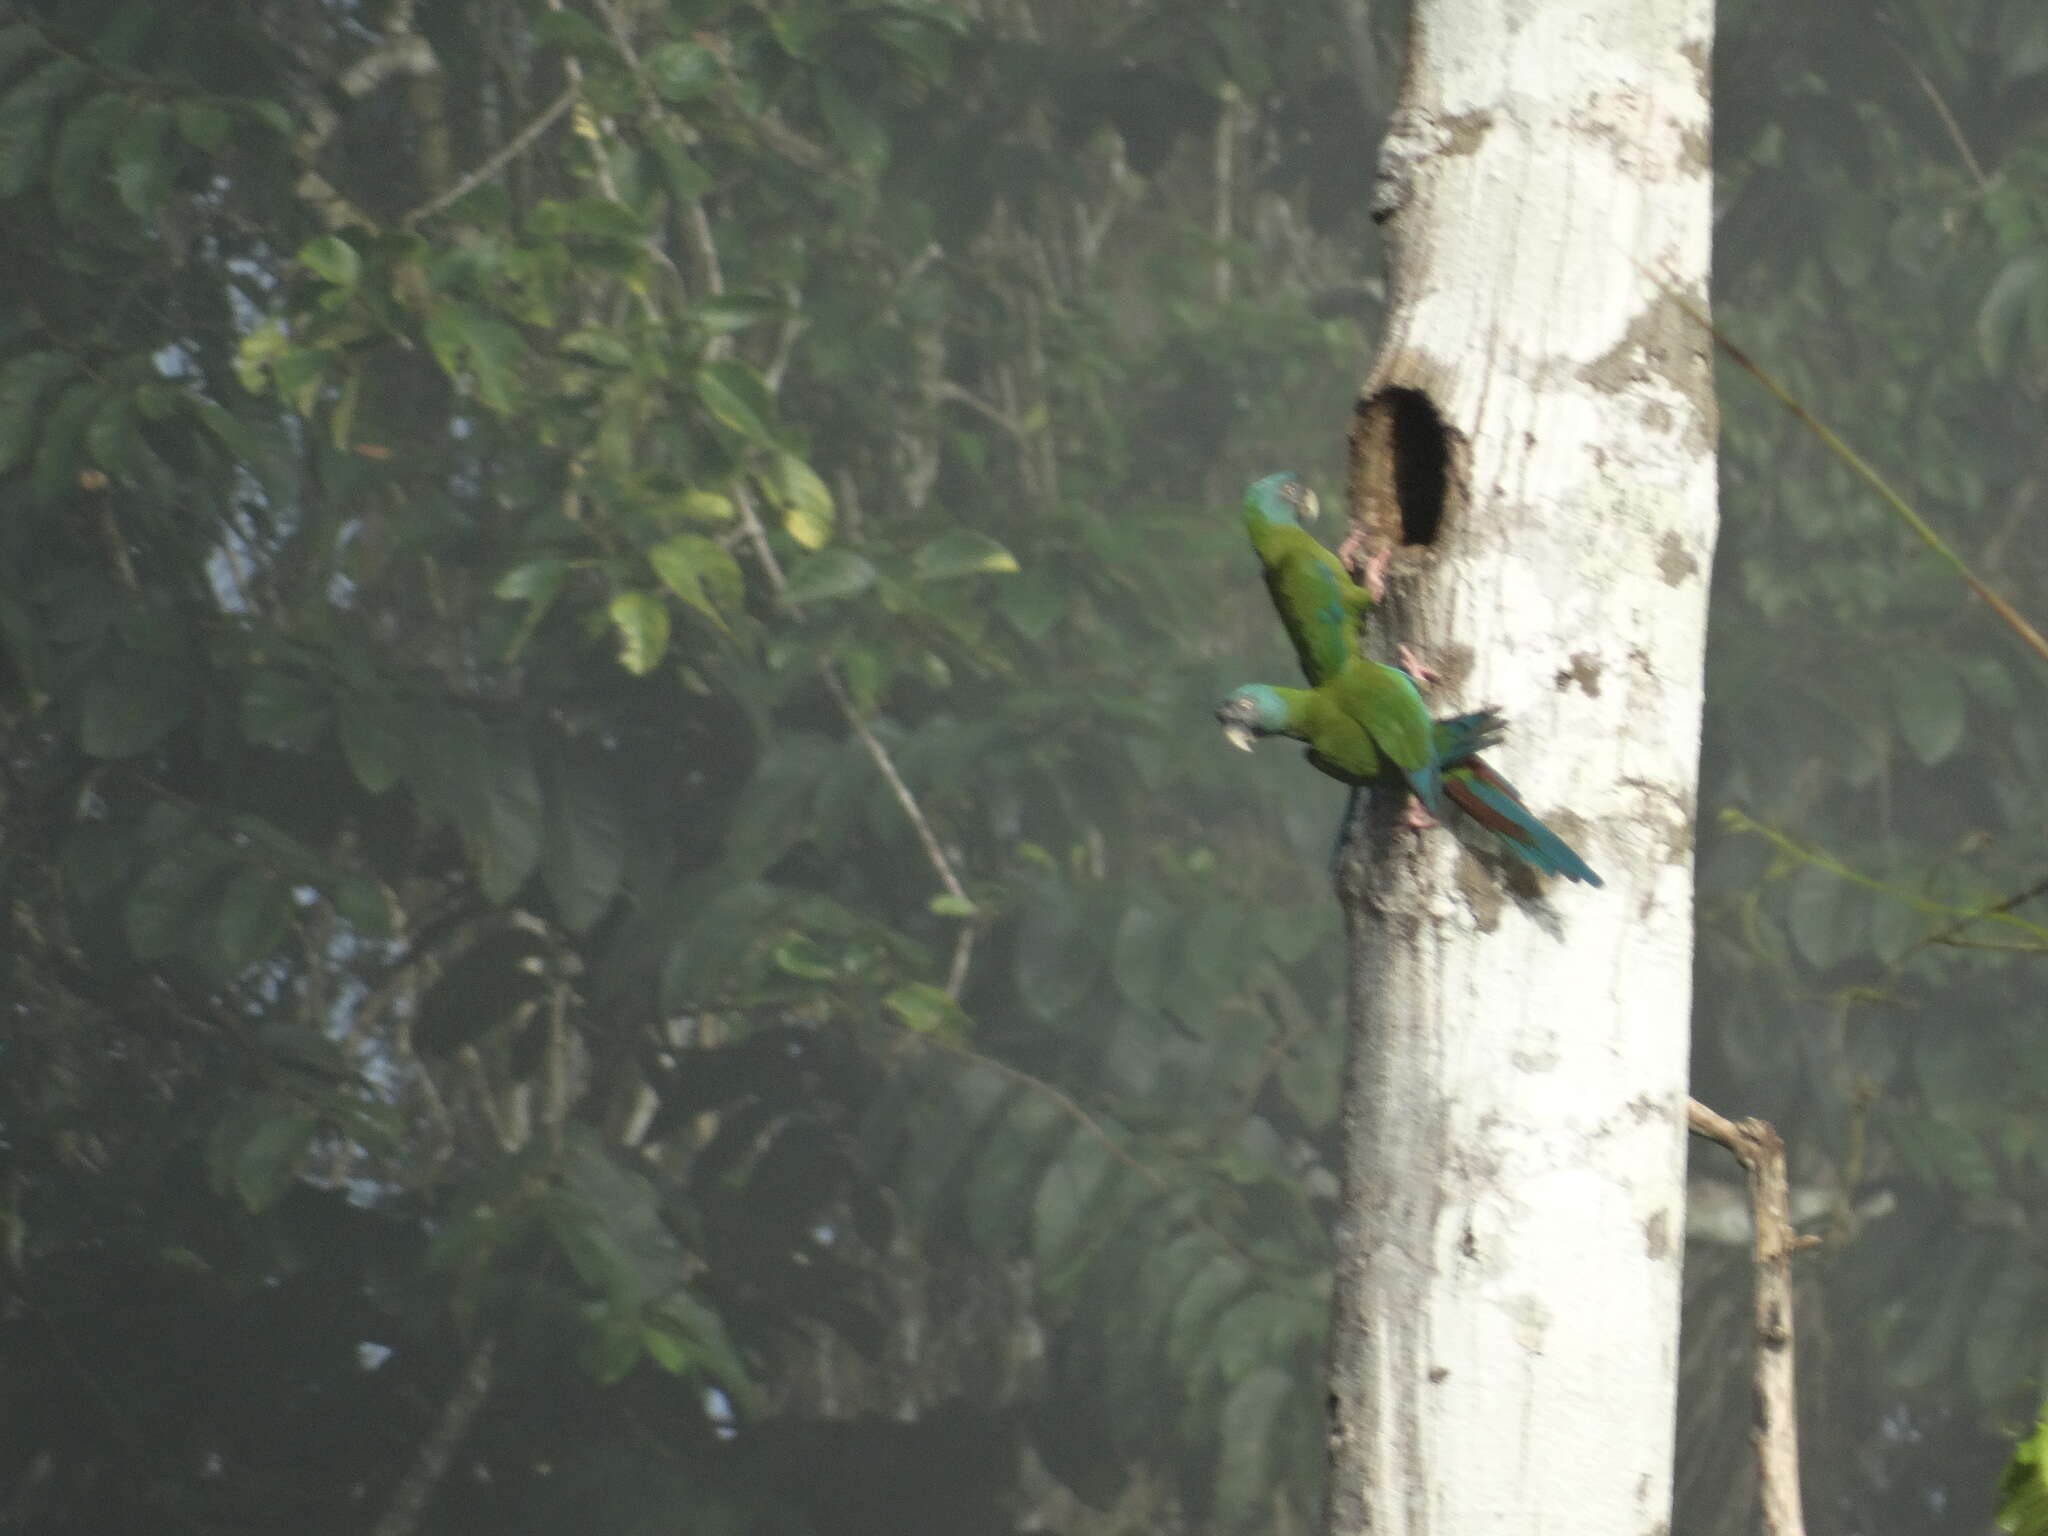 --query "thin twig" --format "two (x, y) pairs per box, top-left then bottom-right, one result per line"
(818, 665), (971, 911)
(1687, 1099), (1809, 1536)
(403, 85), (578, 226)
(369, 1334), (498, 1536)
(1669, 293), (2048, 664)
(694, 202), (976, 988)
(1890, 40), (1988, 189)
(1911, 873), (2048, 957)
